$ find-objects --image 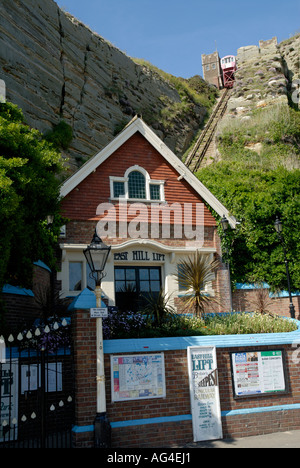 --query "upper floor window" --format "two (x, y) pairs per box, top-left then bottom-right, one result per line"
(110, 165), (165, 202)
(128, 171), (146, 199)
